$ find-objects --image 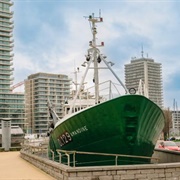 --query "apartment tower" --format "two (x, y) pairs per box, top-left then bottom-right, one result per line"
(125, 55), (163, 108)
(171, 100), (180, 135)
(25, 72), (71, 134)
(0, 0), (25, 128)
